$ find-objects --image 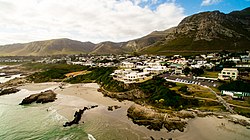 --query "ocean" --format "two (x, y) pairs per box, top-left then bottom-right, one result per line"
(0, 88), (90, 140)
